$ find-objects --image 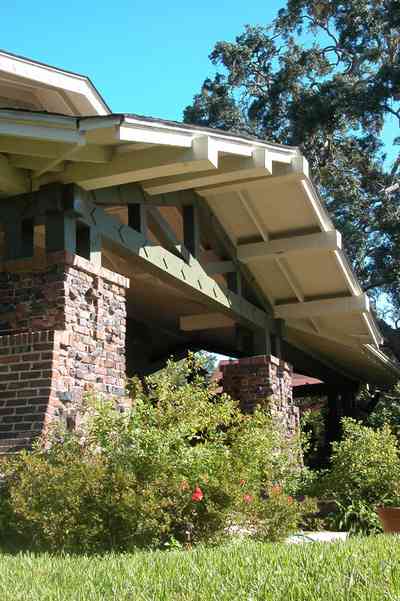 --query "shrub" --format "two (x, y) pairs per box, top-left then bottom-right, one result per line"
(321, 418), (400, 534)
(0, 356), (311, 552)
(364, 383), (400, 440)
(233, 484), (317, 542)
